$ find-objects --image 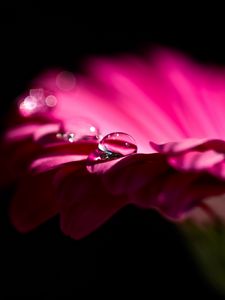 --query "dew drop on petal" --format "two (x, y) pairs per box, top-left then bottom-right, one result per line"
(98, 132), (137, 156)
(86, 149), (120, 173)
(86, 132), (137, 173)
(54, 118), (101, 145)
(56, 132), (76, 143)
(67, 133), (75, 143)
(61, 118), (101, 142)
